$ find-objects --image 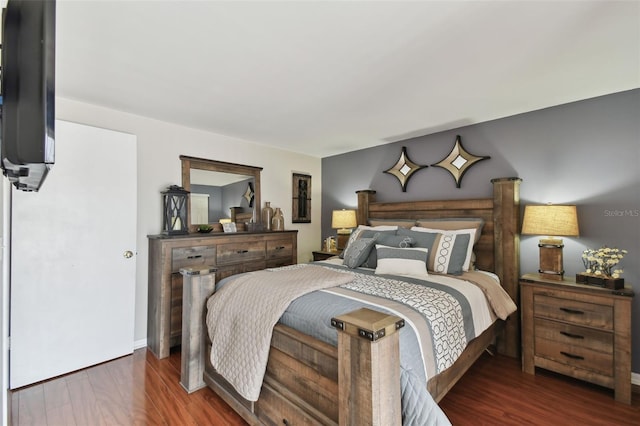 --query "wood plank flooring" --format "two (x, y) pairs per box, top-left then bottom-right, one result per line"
(10, 348), (640, 425)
